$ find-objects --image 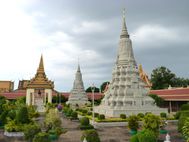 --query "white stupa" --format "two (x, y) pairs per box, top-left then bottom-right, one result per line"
(94, 10), (167, 117)
(67, 64), (89, 107)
